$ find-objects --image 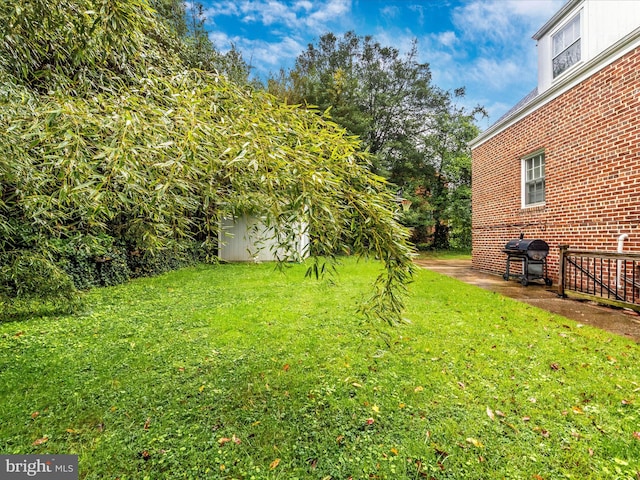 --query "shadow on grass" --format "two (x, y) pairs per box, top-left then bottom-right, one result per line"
(0, 298), (84, 324)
